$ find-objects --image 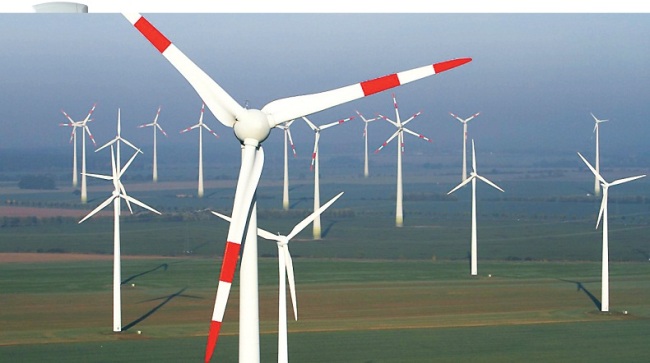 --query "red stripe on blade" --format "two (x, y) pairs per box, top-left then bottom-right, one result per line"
(360, 74), (400, 96)
(205, 320), (222, 363)
(219, 241), (241, 283)
(433, 58), (472, 73)
(134, 17), (172, 53)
